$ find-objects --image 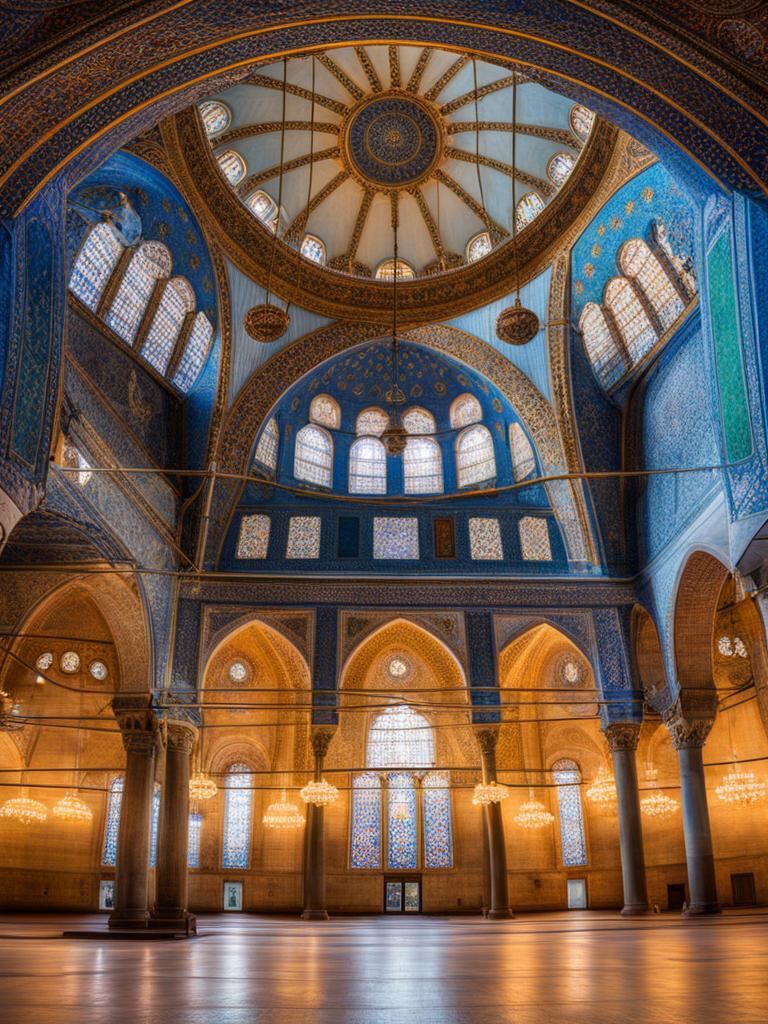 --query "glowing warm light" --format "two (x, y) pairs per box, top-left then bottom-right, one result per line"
(300, 780), (339, 806)
(472, 781), (509, 806)
(715, 766), (767, 806)
(189, 771), (218, 801)
(263, 791), (305, 829)
(0, 797), (47, 824)
(513, 789), (555, 829)
(52, 791), (93, 823)
(585, 766), (617, 805)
